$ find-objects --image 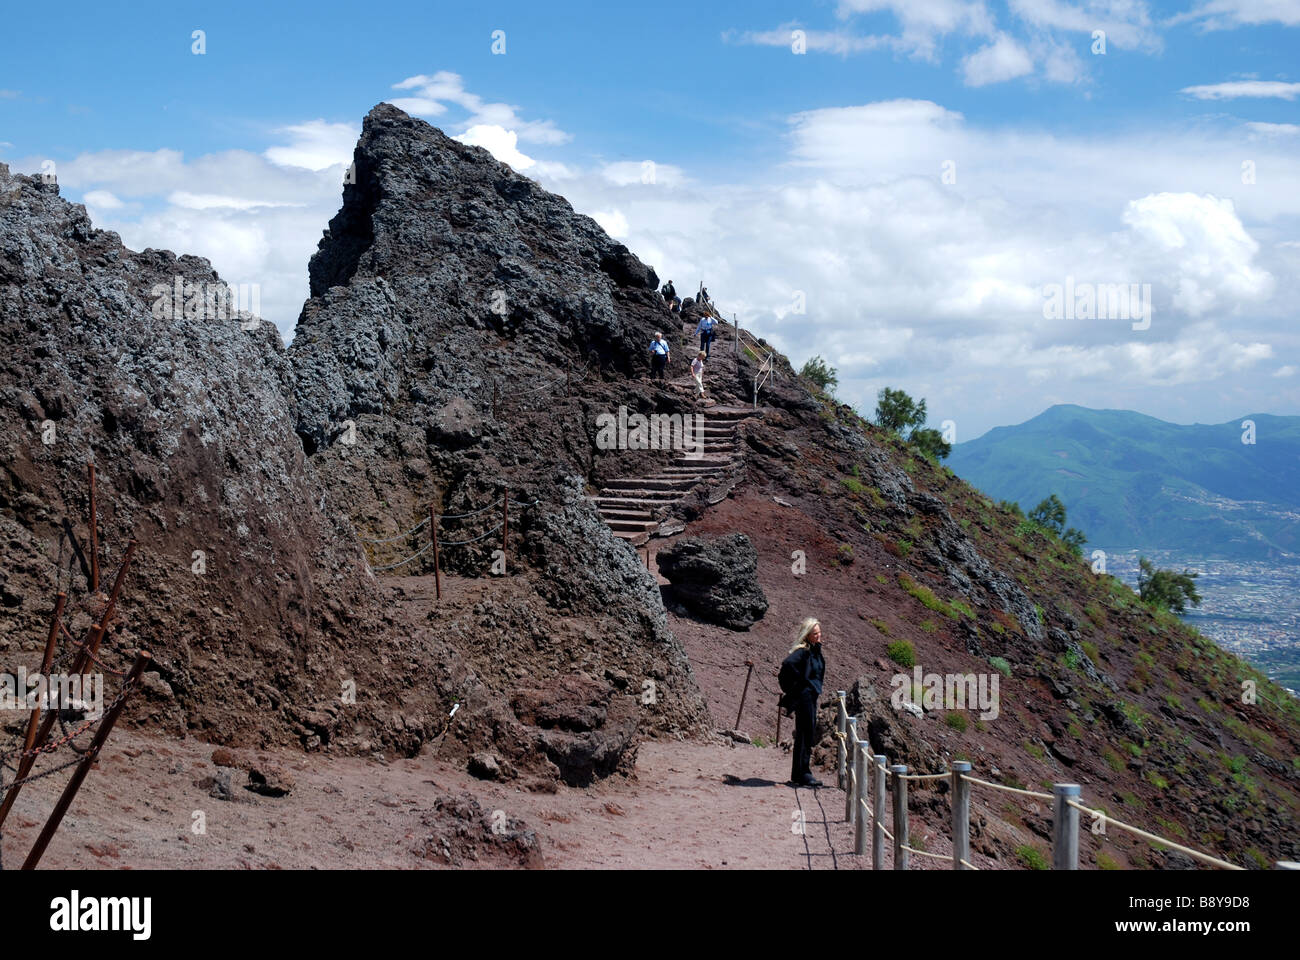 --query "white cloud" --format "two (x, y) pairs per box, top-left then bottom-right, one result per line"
(454, 124), (534, 170)
(601, 161), (687, 188)
(1172, 0), (1300, 29)
(82, 189), (122, 210)
(1276, 365), (1297, 377)
(263, 120), (359, 171)
(725, 25), (896, 55)
(835, 0), (996, 59)
(961, 33), (1035, 86)
(1181, 80), (1300, 100)
(1008, 0), (1162, 51)
(1245, 121), (1300, 136)
(390, 72), (570, 145)
(590, 209), (629, 238)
